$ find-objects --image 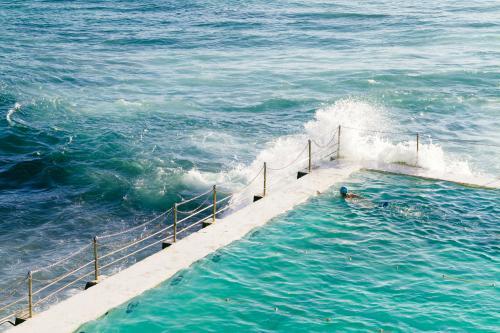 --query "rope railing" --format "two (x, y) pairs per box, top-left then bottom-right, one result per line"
(342, 125), (414, 136)
(2, 123), (496, 327)
(33, 270), (95, 307)
(99, 238), (168, 273)
(310, 137), (333, 149)
(310, 128), (339, 149)
(267, 143), (309, 171)
(176, 195), (212, 215)
(342, 125), (500, 149)
(177, 188), (214, 207)
(176, 216), (210, 236)
(30, 244), (92, 274)
(99, 224), (174, 261)
(317, 149), (339, 162)
(215, 203), (232, 216)
(215, 194), (233, 206)
(177, 203), (214, 225)
(232, 165), (264, 194)
(99, 234), (154, 253)
(32, 260), (95, 296)
(99, 209), (174, 250)
(311, 138), (339, 161)
(267, 130), (338, 180)
(98, 209), (172, 240)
